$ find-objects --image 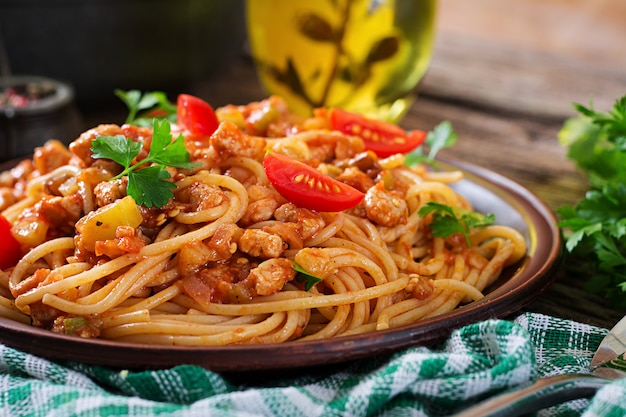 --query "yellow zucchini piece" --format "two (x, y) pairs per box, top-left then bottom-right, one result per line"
(76, 196), (143, 251)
